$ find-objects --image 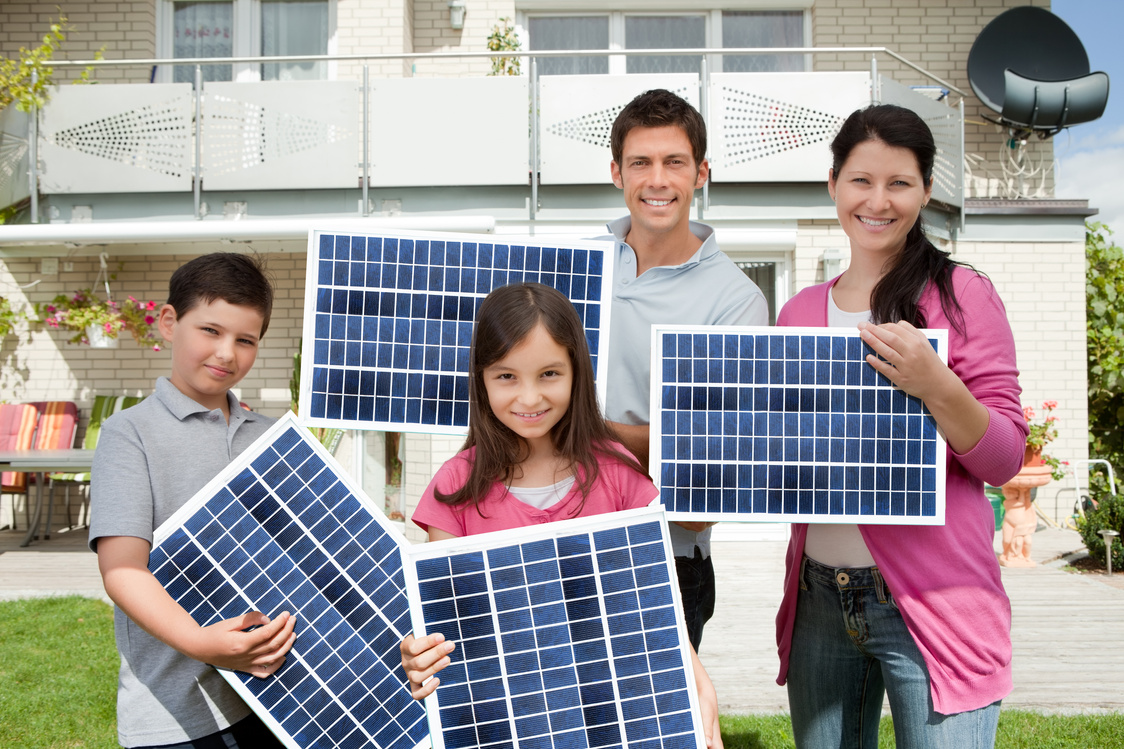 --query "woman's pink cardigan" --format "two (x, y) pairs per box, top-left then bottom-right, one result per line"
(774, 267), (1029, 714)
